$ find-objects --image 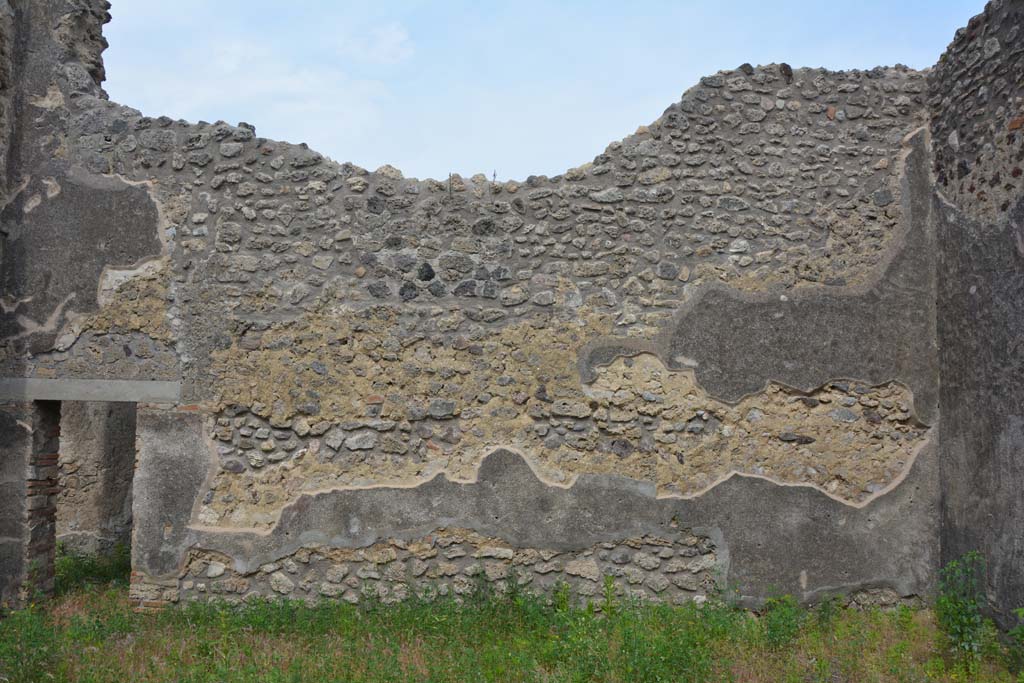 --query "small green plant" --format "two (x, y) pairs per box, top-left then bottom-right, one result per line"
(466, 567), (495, 605)
(936, 551), (988, 671)
(1008, 607), (1024, 675)
(815, 595), (842, 630)
(54, 543), (131, 595)
(600, 575), (618, 616)
(552, 580), (572, 613)
(1010, 606), (1024, 640)
(761, 594), (804, 649)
